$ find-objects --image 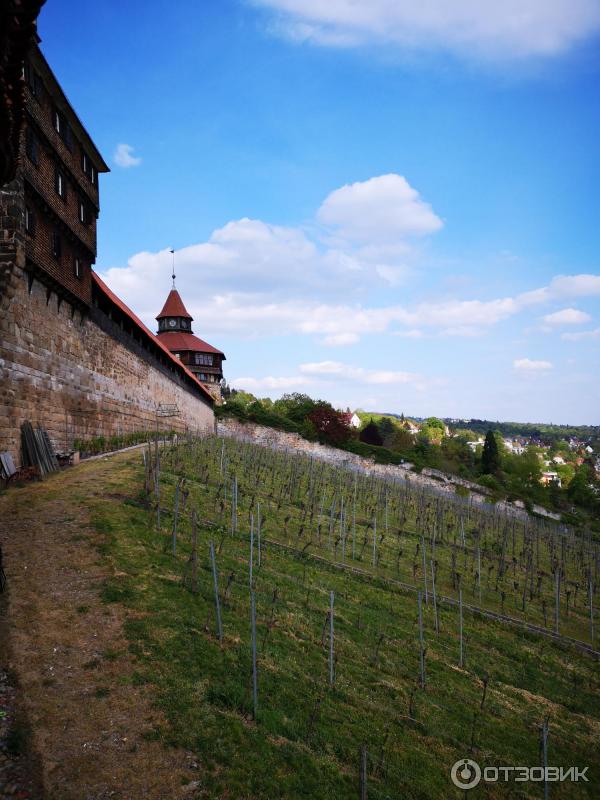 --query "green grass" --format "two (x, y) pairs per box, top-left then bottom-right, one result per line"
(85, 443), (599, 799)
